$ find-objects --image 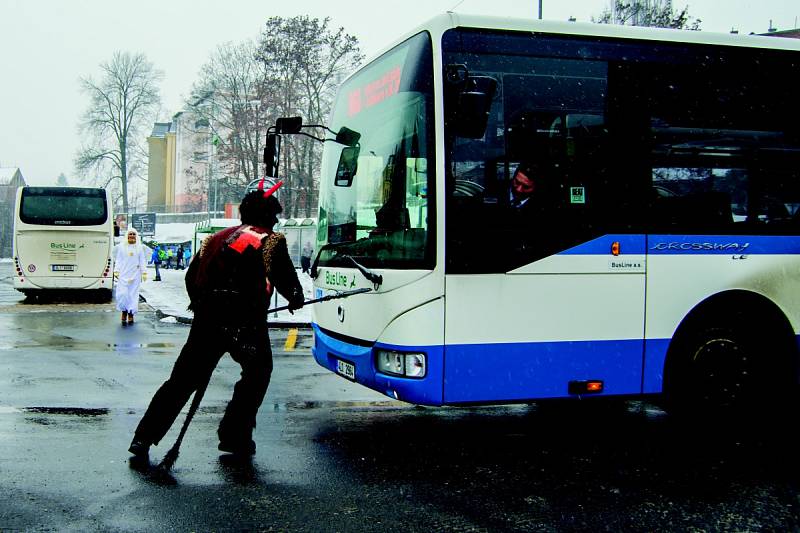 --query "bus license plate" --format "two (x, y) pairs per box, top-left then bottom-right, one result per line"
(51, 265), (75, 272)
(336, 359), (356, 380)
